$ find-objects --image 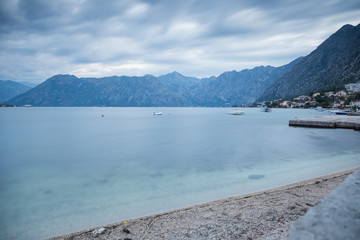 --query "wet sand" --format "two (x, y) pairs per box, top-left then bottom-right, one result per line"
(50, 168), (358, 240)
